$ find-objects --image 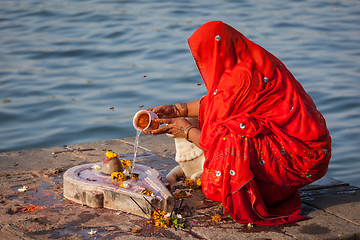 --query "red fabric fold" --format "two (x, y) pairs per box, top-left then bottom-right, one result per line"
(188, 21), (331, 225)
